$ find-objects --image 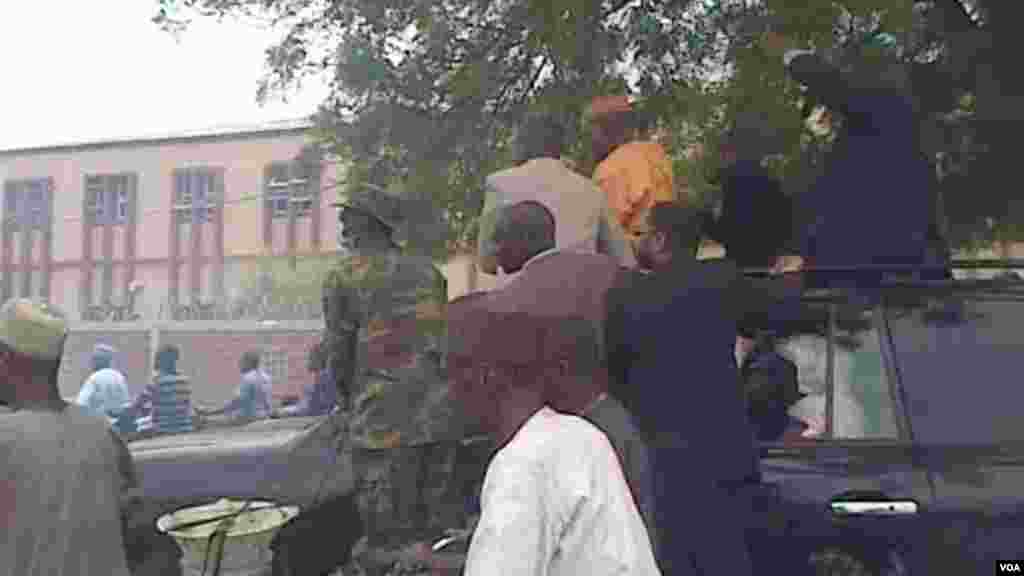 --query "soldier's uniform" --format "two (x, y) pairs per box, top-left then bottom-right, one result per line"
(324, 188), (464, 568)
